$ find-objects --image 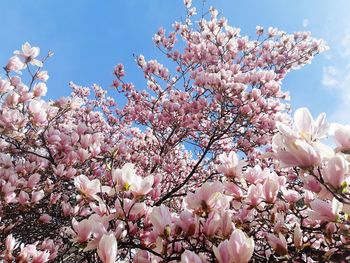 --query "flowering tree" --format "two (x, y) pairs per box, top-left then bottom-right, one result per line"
(2, 1), (349, 263)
